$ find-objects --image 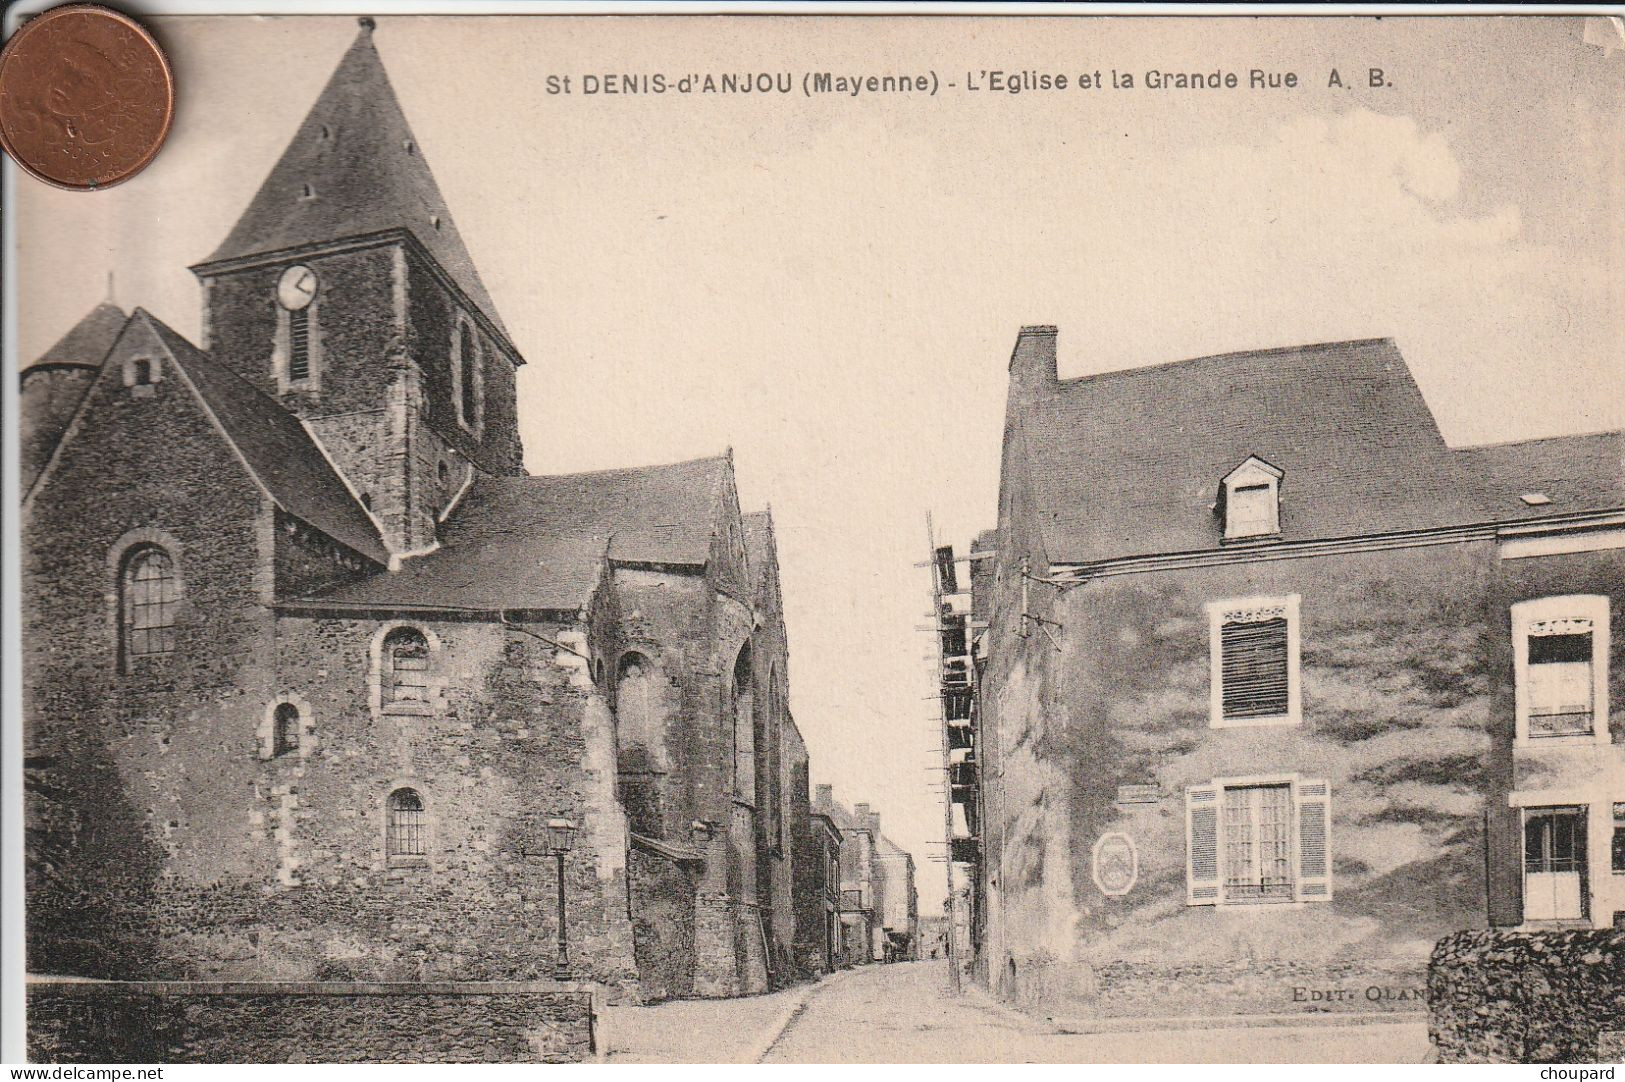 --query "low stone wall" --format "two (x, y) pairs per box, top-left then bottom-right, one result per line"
(1429, 929), (1625, 1063)
(27, 979), (599, 1063)
(1012, 957), (1429, 1020)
